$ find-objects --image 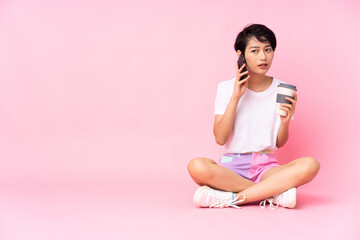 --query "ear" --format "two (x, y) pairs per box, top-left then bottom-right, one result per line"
(236, 50), (242, 57)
